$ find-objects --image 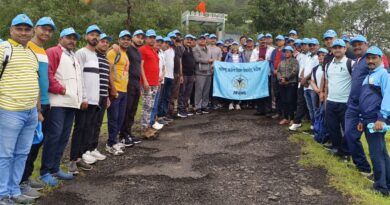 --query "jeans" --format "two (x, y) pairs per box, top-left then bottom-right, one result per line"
(178, 76), (195, 113)
(158, 78), (174, 117)
(280, 83), (297, 120)
(22, 105), (50, 183)
(169, 74), (181, 116)
(325, 100), (349, 156)
(41, 107), (75, 176)
(150, 89), (160, 125)
(0, 108), (37, 197)
(107, 92), (127, 146)
(195, 75), (212, 110)
(304, 89), (319, 125)
(91, 97), (108, 151)
(120, 84), (141, 138)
